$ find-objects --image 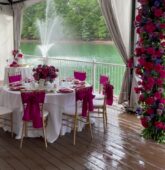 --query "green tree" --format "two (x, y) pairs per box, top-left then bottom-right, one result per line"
(21, 0), (110, 40)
